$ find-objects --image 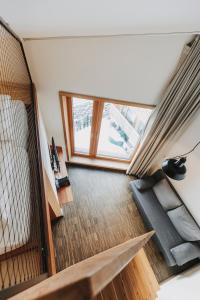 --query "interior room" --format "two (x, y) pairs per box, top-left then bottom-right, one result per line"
(0, 1), (200, 299)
